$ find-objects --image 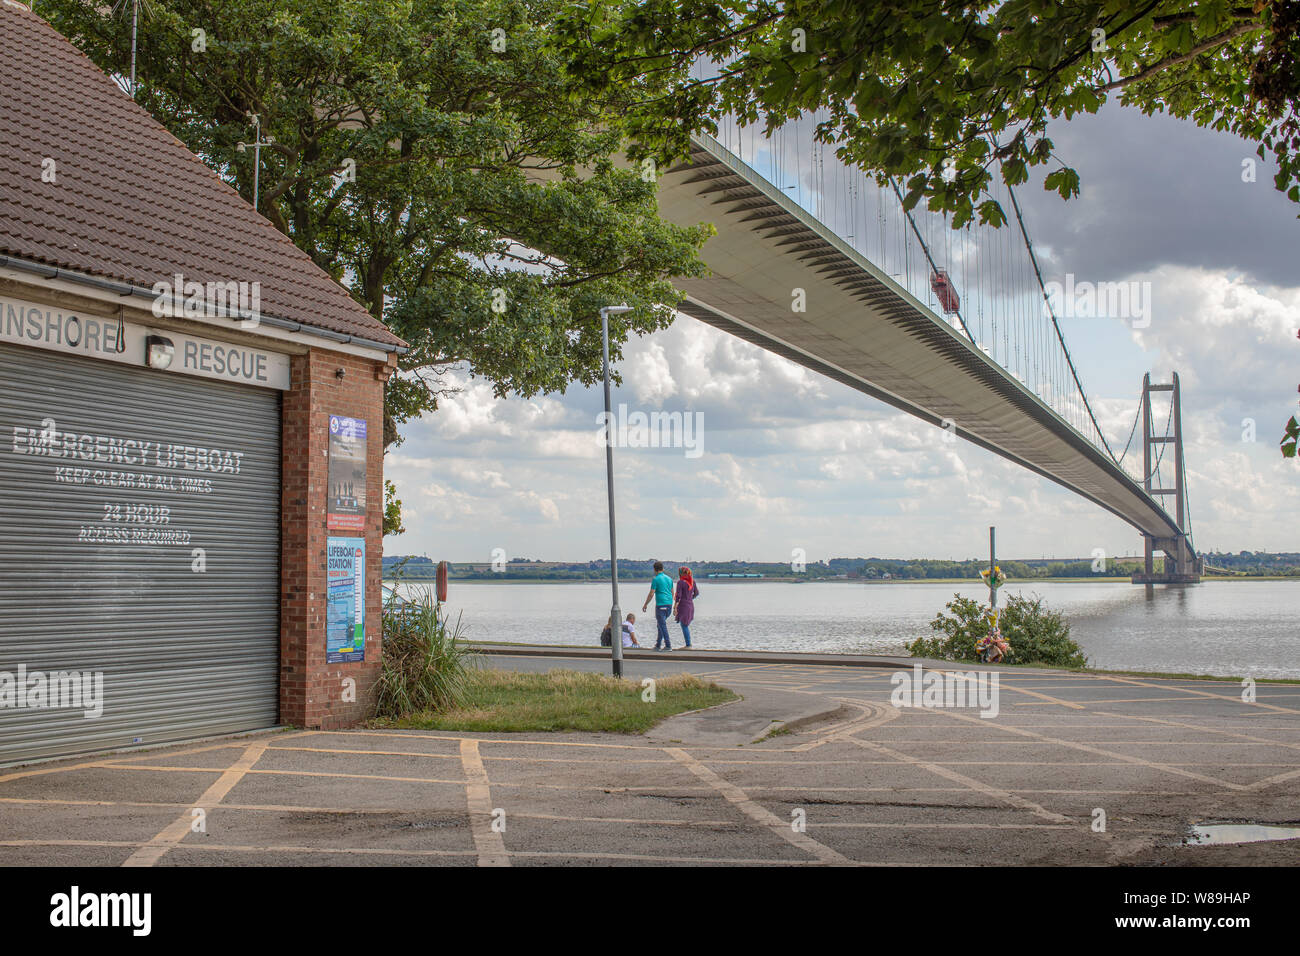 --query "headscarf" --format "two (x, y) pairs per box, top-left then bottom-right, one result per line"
(679, 566), (694, 590)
